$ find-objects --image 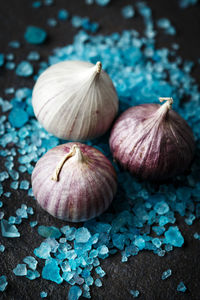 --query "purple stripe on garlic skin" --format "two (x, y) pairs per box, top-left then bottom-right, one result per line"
(32, 142), (117, 222)
(109, 98), (195, 181)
